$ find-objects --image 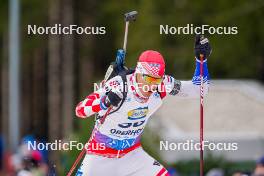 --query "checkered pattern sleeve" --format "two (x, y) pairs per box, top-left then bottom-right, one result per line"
(75, 91), (105, 118)
(75, 76), (123, 118)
